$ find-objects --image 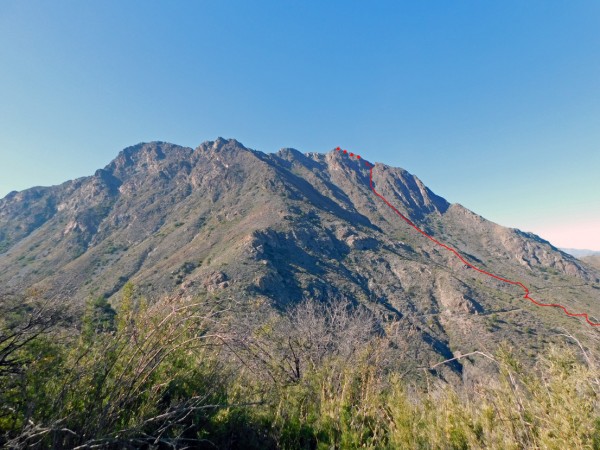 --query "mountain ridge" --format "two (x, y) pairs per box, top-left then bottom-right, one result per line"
(1, 138), (599, 376)
(562, 248), (600, 258)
